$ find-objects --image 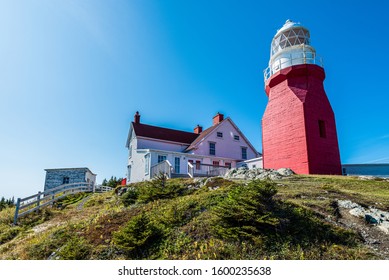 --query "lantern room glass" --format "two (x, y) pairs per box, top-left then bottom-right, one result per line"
(271, 27), (310, 56)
